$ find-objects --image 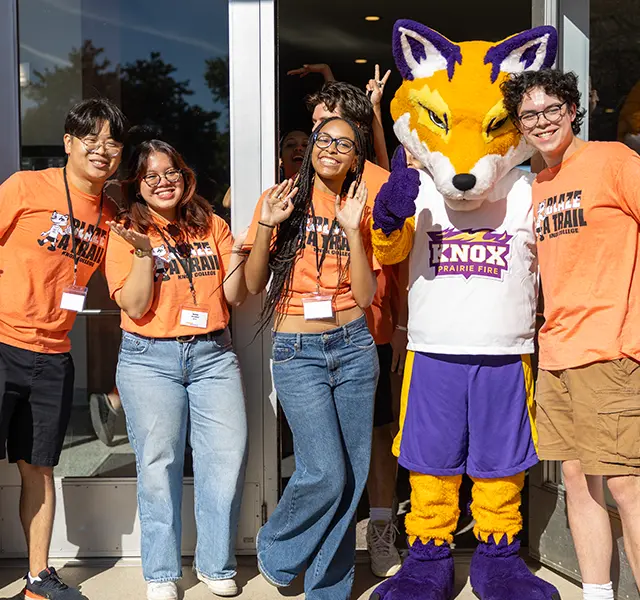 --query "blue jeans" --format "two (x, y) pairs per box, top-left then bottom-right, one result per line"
(257, 315), (379, 600)
(116, 329), (248, 583)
